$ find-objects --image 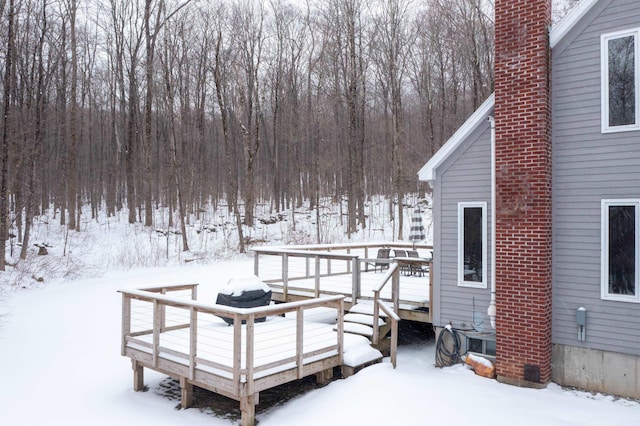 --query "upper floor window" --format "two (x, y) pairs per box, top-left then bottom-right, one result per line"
(601, 29), (640, 133)
(601, 200), (640, 303)
(458, 202), (487, 288)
